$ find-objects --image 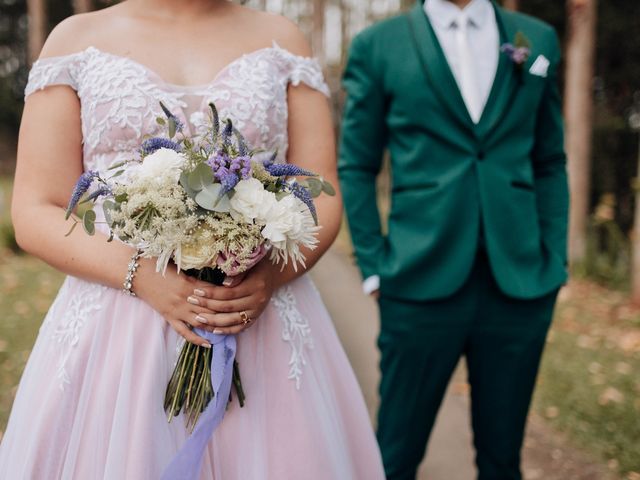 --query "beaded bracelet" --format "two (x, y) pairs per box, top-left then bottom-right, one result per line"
(122, 250), (143, 297)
